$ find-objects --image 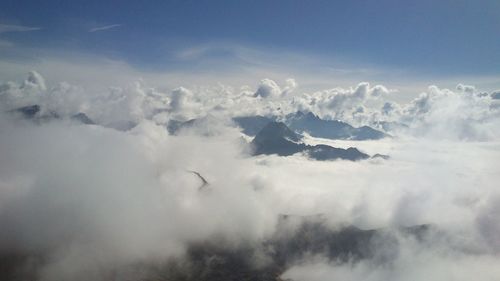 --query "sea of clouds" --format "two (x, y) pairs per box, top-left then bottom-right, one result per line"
(0, 72), (499, 280)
